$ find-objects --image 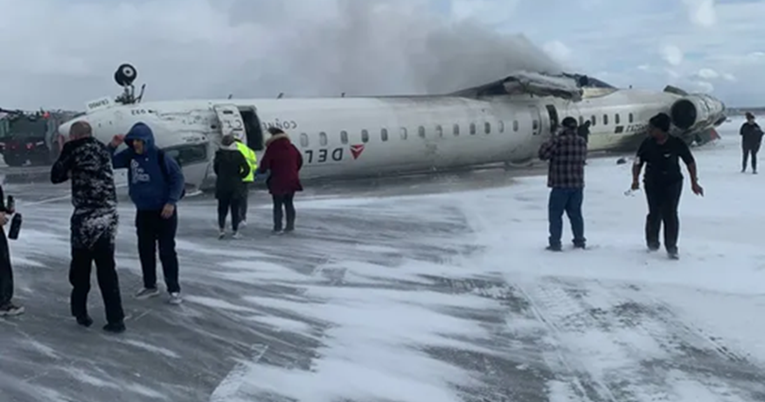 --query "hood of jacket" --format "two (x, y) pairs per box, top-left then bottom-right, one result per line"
(266, 133), (290, 146)
(124, 122), (156, 152)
